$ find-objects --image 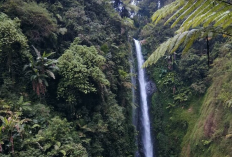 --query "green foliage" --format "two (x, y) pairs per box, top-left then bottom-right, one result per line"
(209, 42), (232, 108)
(178, 51), (208, 84)
(100, 43), (109, 53)
(176, 41), (232, 157)
(60, 0), (124, 46)
(0, 12), (28, 53)
(140, 22), (175, 50)
(158, 72), (176, 87)
(121, 17), (135, 29)
(0, 77), (17, 99)
(147, 29), (211, 156)
(0, 12), (31, 74)
(155, 69), (192, 106)
(93, 91), (135, 157)
(138, 0), (157, 17)
(1, 0), (57, 41)
(0, 99), (88, 156)
(58, 37), (109, 103)
(107, 104), (125, 130)
(64, 4), (86, 32)
(0, 99), (30, 154)
(151, 0), (185, 25)
(151, 91), (191, 157)
(144, 0), (232, 67)
(121, 0), (140, 12)
(24, 47), (58, 96)
(143, 27), (216, 67)
(152, 0), (232, 33)
(0, 1), (136, 156)
(22, 116), (87, 157)
(173, 87), (192, 104)
(12, 96), (31, 113)
(177, 50), (208, 95)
